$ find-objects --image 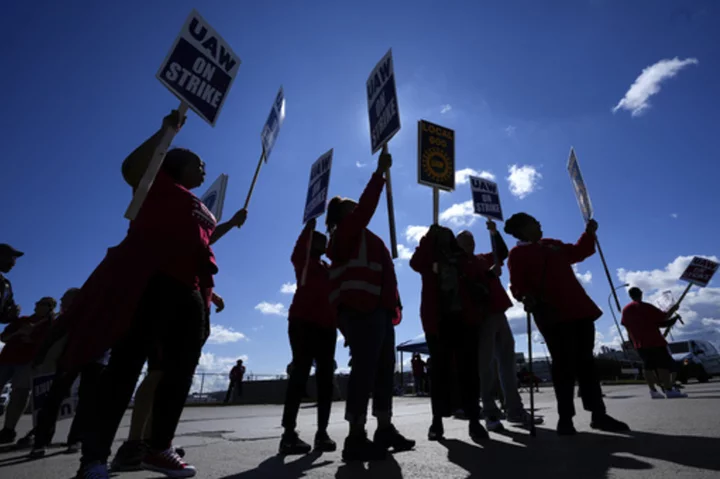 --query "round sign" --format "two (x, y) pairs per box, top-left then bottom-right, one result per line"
(422, 147), (453, 184)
